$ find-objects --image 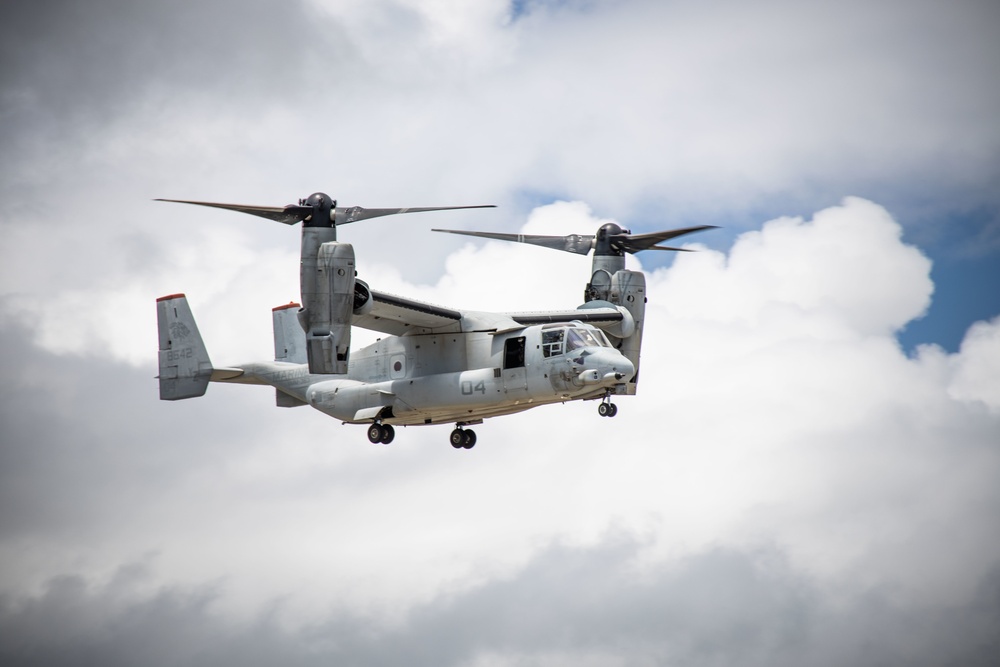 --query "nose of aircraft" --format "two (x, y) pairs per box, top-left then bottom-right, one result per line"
(582, 348), (635, 383)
